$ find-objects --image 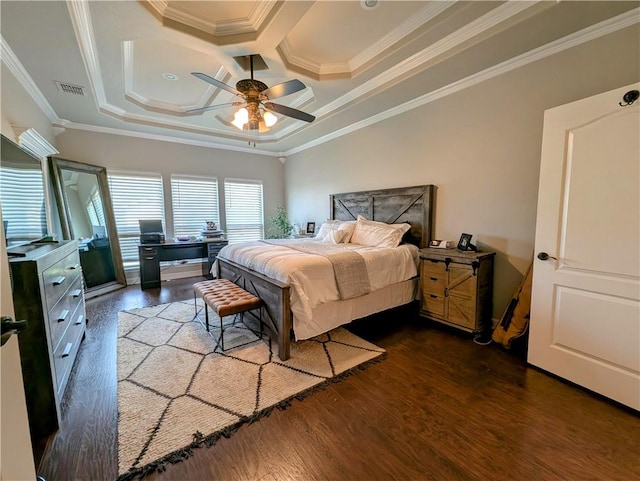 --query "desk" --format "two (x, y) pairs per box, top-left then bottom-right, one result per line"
(138, 239), (228, 289)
